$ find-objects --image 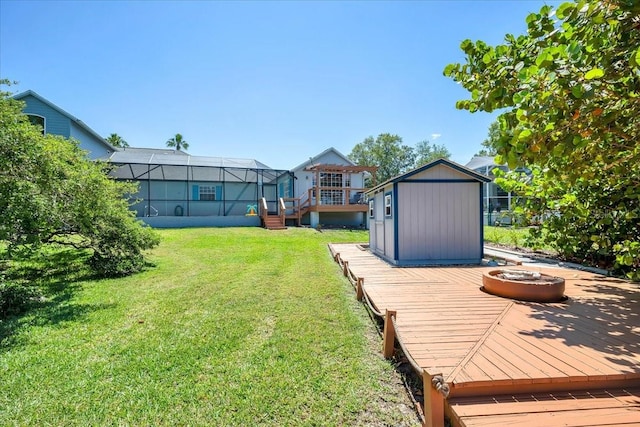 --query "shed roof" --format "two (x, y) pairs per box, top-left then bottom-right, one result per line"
(103, 147), (277, 170)
(12, 90), (116, 152)
(366, 158), (491, 194)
